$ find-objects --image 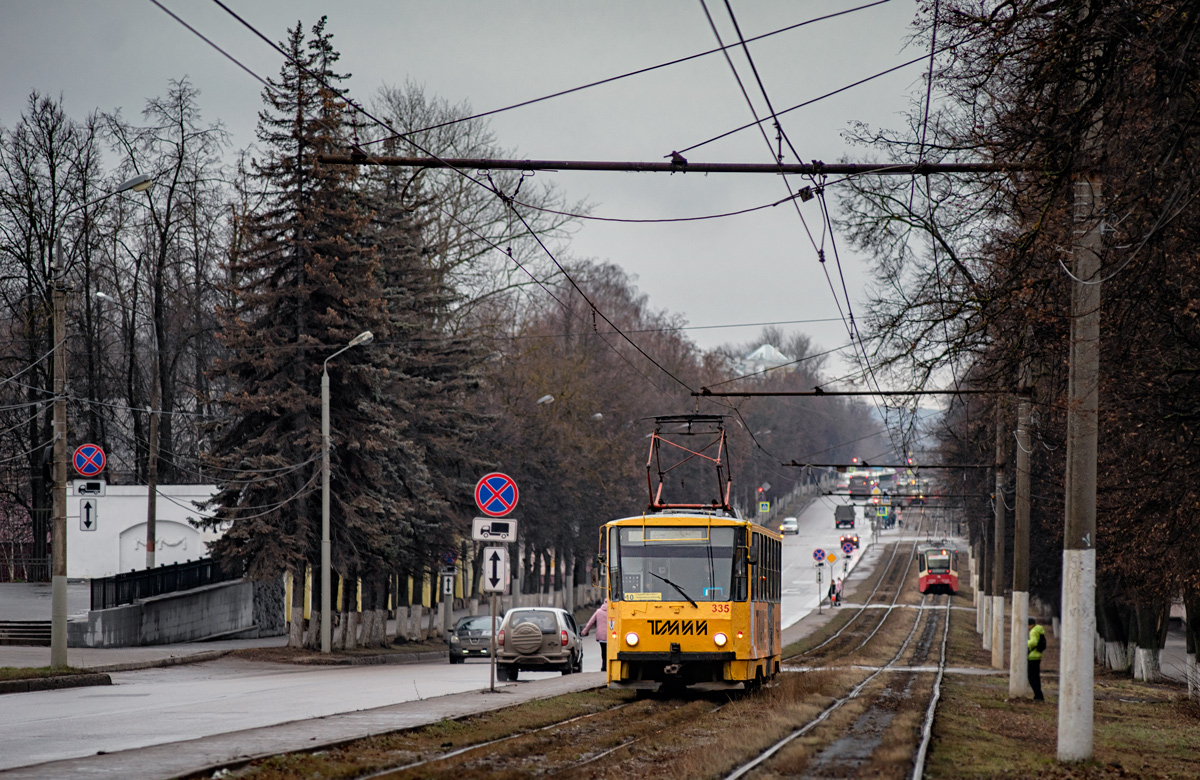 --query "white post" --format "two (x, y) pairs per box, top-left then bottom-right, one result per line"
(321, 368), (331, 653)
